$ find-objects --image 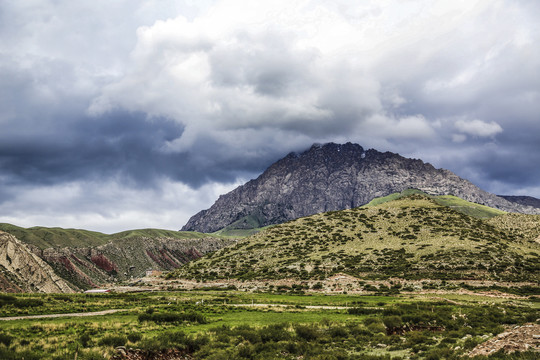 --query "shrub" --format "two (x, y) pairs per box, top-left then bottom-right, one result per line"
(14, 299), (43, 308)
(0, 294), (16, 306)
(79, 351), (107, 360)
(382, 315), (403, 329)
(98, 335), (127, 347)
(329, 326), (349, 338)
(138, 311), (207, 324)
(295, 325), (319, 341)
(127, 332), (142, 343)
(311, 282), (323, 290)
(366, 322), (386, 334)
(0, 332), (13, 347)
(348, 307), (380, 315)
(79, 333), (92, 348)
